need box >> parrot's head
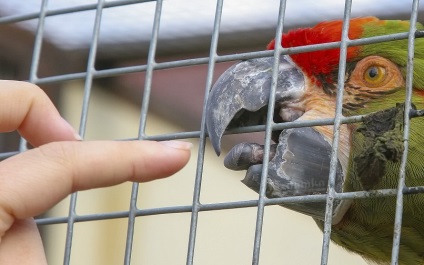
[206,17,424,223]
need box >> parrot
[205,17,424,265]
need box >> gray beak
[206,56,305,155]
[205,56,349,223]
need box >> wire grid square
[0,0,422,264]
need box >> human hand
[0,81,191,264]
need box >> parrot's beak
[205,56,349,223]
[206,56,305,155]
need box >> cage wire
[0,0,423,264]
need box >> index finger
[0,80,79,146]
[0,140,191,237]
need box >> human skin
[0,80,192,264]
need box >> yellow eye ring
[363,65,387,87]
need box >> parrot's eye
[350,56,403,92]
[363,65,387,87]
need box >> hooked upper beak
[206,56,305,155]
[205,56,349,223]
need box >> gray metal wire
[124,0,164,263]
[251,0,287,263]
[319,0,353,263]
[19,32,419,86]
[390,0,420,263]
[0,0,421,264]
[62,0,106,264]
[186,1,224,263]
[0,0,156,25]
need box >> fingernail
[61,117,82,140]
[160,140,193,150]
[74,133,83,141]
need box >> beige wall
[43,81,366,264]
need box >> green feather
[339,103,424,264]
[360,20,424,90]
[329,19,424,264]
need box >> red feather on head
[267,17,378,86]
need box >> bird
[205,17,424,264]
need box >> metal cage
[0,0,423,264]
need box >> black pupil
[368,67,378,78]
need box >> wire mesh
[0,0,423,264]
